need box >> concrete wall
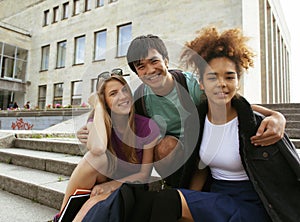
[0,115,72,130]
[0,108,89,130]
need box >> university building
[0,0,290,110]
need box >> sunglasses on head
[96,68,129,89]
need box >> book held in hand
[58,189,91,222]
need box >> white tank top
[199,116,249,181]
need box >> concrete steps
[0,148,80,176]
[0,135,83,210]
[261,103,300,142]
[0,162,69,210]
[0,102,299,216]
[14,137,85,155]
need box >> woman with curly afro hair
[175,27,300,222]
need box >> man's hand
[251,111,286,146]
[77,125,89,144]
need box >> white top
[199,116,249,181]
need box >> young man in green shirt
[78,34,286,188]
[126,34,286,188]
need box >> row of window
[38,76,99,108]
[38,80,83,108]
[43,0,118,26]
[40,23,132,71]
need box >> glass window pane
[53,6,59,23]
[16,48,28,61]
[91,78,97,92]
[54,83,63,97]
[53,83,63,105]
[75,36,85,64]
[57,41,66,68]
[74,0,80,15]
[85,0,91,11]
[3,44,15,57]
[15,60,26,80]
[41,45,50,70]
[97,0,104,7]
[72,81,82,95]
[63,2,69,19]
[71,81,82,105]
[0,42,3,55]
[44,10,50,26]
[38,85,47,109]
[94,31,106,60]
[117,24,132,57]
[3,57,14,78]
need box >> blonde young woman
[56,72,160,221]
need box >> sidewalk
[0,189,57,222]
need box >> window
[38,85,47,109]
[84,0,91,11]
[96,0,104,7]
[57,40,67,68]
[74,36,85,64]
[91,78,97,92]
[53,83,63,105]
[15,48,27,80]
[53,6,59,23]
[62,2,69,19]
[73,0,80,15]
[117,23,132,57]
[0,43,28,81]
[1,44,15,79]
[94,30,106,60]
[71,80,82,105]
[43,10,50,26]
[41,45,50,71]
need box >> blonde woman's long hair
[94,75,138,165]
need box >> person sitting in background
[24,101,30,109]
[12,101,18,109]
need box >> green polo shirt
[143,71,202,138]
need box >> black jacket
[184,96,300,222]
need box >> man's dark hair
[126,34,169,74]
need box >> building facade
[0,0,290,110]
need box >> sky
[279,0,300,102]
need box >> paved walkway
[0,189,57,222]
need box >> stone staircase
[261,103,300,149]
[0,103,299,214]
[0,134,84,211]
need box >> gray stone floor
[0,189,57,222]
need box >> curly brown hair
[181,27,255,81]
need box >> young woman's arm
[86,93,107,155]
[188,167,208,191]
[251,104,286,146]
[90,136,159,196]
